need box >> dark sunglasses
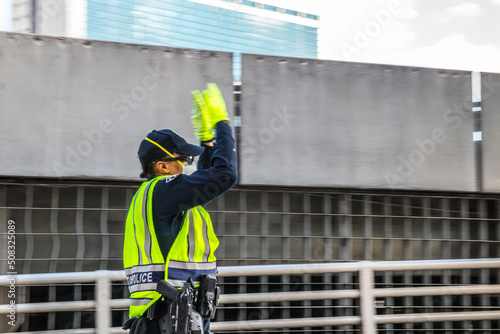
[161,156,195,165]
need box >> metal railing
[1,259,500,333]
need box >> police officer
[123,83,237,333]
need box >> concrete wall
[0,32,234,180]
[240,54,475,191]
[481,72,500,192]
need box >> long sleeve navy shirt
[151,121,238,259]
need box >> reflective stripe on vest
[123,176,219,317]
[128,290,157,309]
[130,298,153,307]
[167,260,217,287]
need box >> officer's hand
[203,83,230,129]
[191,90,214,142]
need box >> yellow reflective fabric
[166,211,190,263]
[123,177,165,317]
[165,206,219,287]
[165,207,219,263]
[123,182,146,270]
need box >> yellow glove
[191,89,214,142]
[203,83,230,129]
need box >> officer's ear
[155,160,170,175]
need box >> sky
[0,0,12,31]
[269,0,500,74]
[1,0,499,73]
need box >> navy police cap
[138,129,204,165]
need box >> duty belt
[152,275,220,334]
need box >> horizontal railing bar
[209,316,362,330]
[374,310,500,324]
[217,262,362,277]
[13,330,95,334]
[219,289,360,304]
[110,299,129,308]
[0,300,95,315]
[374,284,500,298]
[368,258,500,271]
[13,329,125,334]
[0,270,126,286]
[216,259,500,277]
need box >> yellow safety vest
[123,176,219,317]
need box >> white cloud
[363,34,500,73]
[447,2,482,17]
[491,0,500,6]
[398,0,419,20]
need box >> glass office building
[86,0,318,58]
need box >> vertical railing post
[359,262,376,334]
[95,270,111,334]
